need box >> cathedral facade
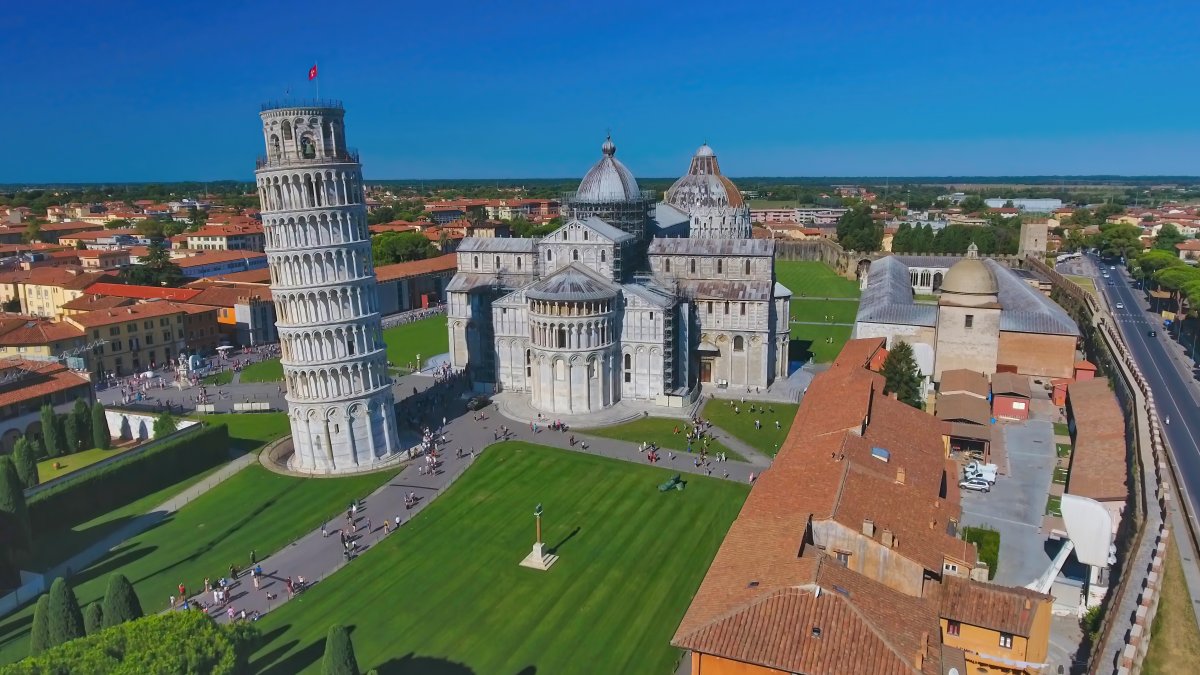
[448,140,791,416]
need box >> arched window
[300,134,316,159]
[572,249,579,261]
[583,230,589,240]
[589,359,598,378]
[473,256,479,270]
[734,336,744,351]
[555,359,566,380]
[600,250,606,262]
[526,349,532,377]
[517,257,523,270]
[665,259,671,272]
[546,249,552,261]
[623,353,632,383]
[717,260,723,274]
[269,135,281,159]
[557,327,567,348]
[281,120,293,141]
[724,301,730,314]
[744,259,751,275]
[690,259,696,273]
[495,255,500,268]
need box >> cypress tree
[29,595,50,657]
[40,404,64,458]
[102,573,143,628]
[0,456,31,573]
[91,401,111,450]
[63,412,80,455]
[73,399,92,450]
[12,437,39,489]
[83,602,103,635]
[47,577,85,647]
[880,340,924,409]
[322,624,360,675]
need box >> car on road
[1149,330,1157,337]
[959,478,991,493]
[1115,302,1124,309]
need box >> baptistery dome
[665,143,751,239]
[576,135,641,202]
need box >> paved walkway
[182,375,765,624]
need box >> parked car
[964,461,998,484]
[958,478,991,493]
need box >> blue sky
[5,0,1199,181]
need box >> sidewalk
[187,389,764,624]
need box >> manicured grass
[1144,541,1200,674]
[203,370,233,385]
[1052,466,1069,484]
[1066,274,1097,296]
[914,293,938,302]
[790,298,859,324]
[383,315,449,370]
[702,399,799,457]
[0,464,395,666]
[1053,422,1070,437]
[1056,443,1072,458]
[962,526,999,580]
[249,442,749,675]
[790,324,854,364]
[36,445,137,482]
[581,417,743,462]
[189,412,290,454]
[240,358,283,383]
[775,261,861,299]
[1046,495,1062,517]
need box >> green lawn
[581,417,743,462]
[249,442,749,675]
[1053,466,1069,484]
[1065,274,1097,296]
[188,412,290,454]
[963,526,999,580]
[36,446,137,482]
[776,261,861,299]
[1057,443,1072,458]
[202,370,234,385]
[790,298,859,324]
[1046,495,1063,517]
[1053,422,1070,437]
[702,400,799,457]
[0,464,394,666]
[240,358,283,383]
[790,324,854,363]
[915,293,938,302]
[383,315,449,370]
[1144,541,1200,674]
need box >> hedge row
[28,424,230,534]
[0,609,256,675]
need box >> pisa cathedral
[448,138,792,416]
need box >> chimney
[1024,598,1032,610]
[881,529,894,548]
[862,519,875,537]
[895,467,906,484]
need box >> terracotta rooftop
[830,337,886,371]
[936,393,992,426]
[1066,378,1128,503]
[66,300,203,328]
[0,359,91,409]
[374,254,457,283]
[173,250,266,268]
[0,266,110,290]
[0,318,85,345]
[940,576,1051,638]
[60,294,136,312]
[185,282,274,307]
[991,372,1031,398]
[939,369,990,398]
[83,282,201,302]
[198,268,272,284]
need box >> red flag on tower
[308,64,318,80]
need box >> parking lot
[959,418,1058,587]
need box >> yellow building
[0,267,111,319]
[940,577,1053,674]
[0,316,87,364]
[65,301,218,378]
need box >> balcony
[256,148,360,170]
[260,98,344,112]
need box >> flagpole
[315,61,319,100]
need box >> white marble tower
[255,102,399,474]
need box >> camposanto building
[448,139,791,416]
[255,101,400,474]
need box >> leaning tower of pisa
[254,101,399,474]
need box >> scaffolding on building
[562,190,656,244]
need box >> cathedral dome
[665,143,745,210]
[526,263,619,303]
[575,135,641,203]
[940,244,998,297]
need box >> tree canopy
[322,624,361,675]
[1153,223,1186,252]
[836,205,883,252]
[102,573,143,629]
[880,341,923,408]
[0,457,31,586]
[92,402,111,450]
[47,577,86,648]
[119,239,184,287]
[371,231,437,266]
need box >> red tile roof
[940,576,1050,638]
[66,300,209,328]
[1066,378,1128,503]
[0,359,91,409]
[374,254,457,282]
[0,318,85,345]
[0,266,110,290]
[83,282,201,302]
[173,250,266,268]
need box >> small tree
[0,456,31,579]
[102,573,143,628]
[63,413,79,455]
[153,411,178,438]
[83,603,103,635]
[73,399,92,450]
[880,340,923,408]
[322,624,360,675]
[47,577,85,647]
[91,402,111,450]
[30,595,50,657]
[12,437,40,489]
[40,404,64,458]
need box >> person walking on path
[250,550,256,566]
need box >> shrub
[83,603,103,635]
[5,609,257,675]
[29,595,50,657]
[40,404,64,459]
[153,411,178,438]
[322,624,360,675]
[0,456,31,583]
[12,437,39,489]
[962,526,1000,580]
[27,424,229,534]
[91,402,110,450]
[73,399,92,451]
[47,577,85,647]
[63,412,80,456]
[102,573,143,628]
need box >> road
[1091,256,1200,535]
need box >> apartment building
[65,301,219,377]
